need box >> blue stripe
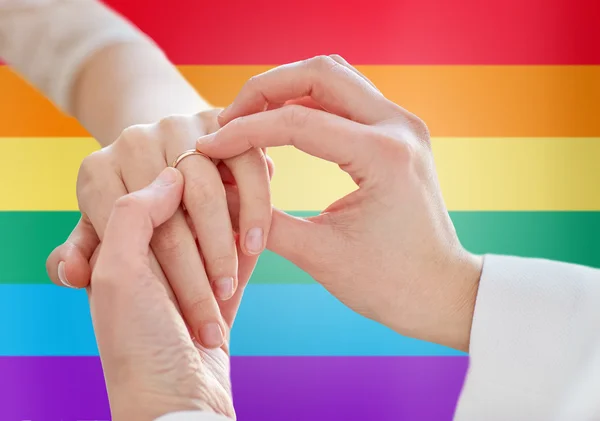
[0,285,464,356]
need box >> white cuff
[455,255,600,420]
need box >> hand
[197,56,483,351]
[90,167,234,421]
[47,109,273,347]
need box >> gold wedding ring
[171,149,211,169]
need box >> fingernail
[215,277,235,300]
[196,133,215,145]
[199,323,224,348]
[153,167,178,186]
[245,227,264,255]
[57,261,75,288]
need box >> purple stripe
[0,356,468,421]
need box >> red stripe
[103,0,600,64]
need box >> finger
[266,208,330,272]
[285,96,325,110]
[46,214,99,289]
[223,148,271,256]
[238,53,377,115]
[218,153,274,235]
[266,96,325,112]
[328,54,379,91]
[91,170,196,383]
[152,209,227,349]
[262,51,378,116]
[218,55,399,125]
[177,154,239,301]
[198,106,377,184]
[102,168,184,259]
[218,154,275,185]
[117,128,228,349]
[218,240,257,328]
[261,53,377,112]
[266,154,275,179]
[198,108,223,134]
[77,149,179,312]
[274,56,378,113]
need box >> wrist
[433,250,482,352]
[109,382,233,421]
[107,349,234,421]
[385,249,482,352]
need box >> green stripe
[1,211,598,284]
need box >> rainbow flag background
[0,0,599,419]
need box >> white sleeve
[155,411,232,421]
[455,254,600,421]
[0,0,156,114]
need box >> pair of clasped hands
[45,56,483,420]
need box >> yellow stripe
[1,65,599,137]
[434,138,600,211]
[1,137,598,211]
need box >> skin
[91,167,235,421]
[92,55,484,420]
[198,55,483,351]
[44,42,273,348]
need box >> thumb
[100,168,184,263]
[266,209,329,272]
[46,214,99,289]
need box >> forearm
[71,41,210,145]
[0,0,211,146]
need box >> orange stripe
[1,65,598,137]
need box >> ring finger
[116,125,228,348]
[176,153,238,301]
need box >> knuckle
[371,131,415,165]
[231,147,267,168]
[283,105,312,130]
[382,97,406,115]
[185,173,220,210]
[78,150,105,180]
[244,75,262,95]
[157,114,188,132]
[222,116,254,149]
[115,124,154,155]
[228,115,247,131]
[309,55,338,72]
[408,115,431,144]
[205,253,236,275]
[328,53,346,63]
[76,149,112,204]
[186,294,217,319]
[252,191,273,211]
[197,109,222,134]
[152,223,186,256]
[119,124,148,142]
